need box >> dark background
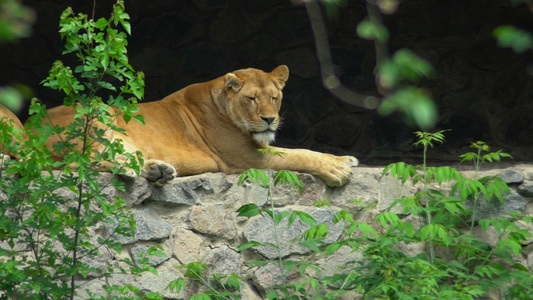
[1,0,532,165]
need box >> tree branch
[304,0,380,109]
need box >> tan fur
[7,66,359,186]
[0,105,24,159]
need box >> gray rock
[131,244,170,267]
[108,207,173,244]
[468,191,527,220]
[377,174,411,214]
[172,228,204,265]
[239,180,269,207]
[148,173,232,206]
[0,188,6,201]
[75,279,107,300]
[79,245,115,278]
[189,203,238,239]
[253,262,301,291]
[115,176,154,206]
[203,245,241,280]
[42,162,533,298]
[240,172,314,207]
[518,180,533,197]
[253,263,285,290]
[328,167,382,210]
[497,169,524,184]
[242,207,344,259]
[135,261,185,300]
[51,186,78,201]
[316,245,363,287]
[75,273,138,299]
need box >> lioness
[4,66,358,186]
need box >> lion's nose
[261,116,276,124]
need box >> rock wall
[1,0,532,163]
[72,164,533,299]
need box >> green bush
[0,2,161,299]
[232,133,533,300]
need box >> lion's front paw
[141,160,177,185]
[322,155,359,187]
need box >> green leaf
[266,290,280,299]
[238,168,269,187]
[274,211,290,225]
[334,210,354,223]
[493,25,533,53]
[147,246,167,257]
[289,211,316,227]
[325,242,344,256]
[393,49,434,80]
[237,241,262,251]
[236,203,262,218]
[274,170,303,192]
[304,224,329,240]
[357,222,378,239]
[299,239,322,253]
[357,19,389,42]
[498,239,522,256]
[459,152,475,162]
[248,260,269,267]
[260,208,274,221]
[189,295,211,300]
[0,87,24,113]
[378,88,438,130]
[382,162,416,184]
[166,279,185,293]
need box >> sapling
[0,2,164,299]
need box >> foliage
[354,0,438,130]
[231,132,533,300]
[0,2,162,299]
[0,0,34,43]
[167,262,243,300]
[493,25,533,53]
[328,132,531,299]
[237,147,330,299]
[0,0,35,112]
[359,17,437,130]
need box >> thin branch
[304,0,380,109]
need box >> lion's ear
[271,65,289,89]
[224,73,243,92]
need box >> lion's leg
[269,147,358,187]
[94,157,176,186]
[118,139,177,185]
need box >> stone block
[108,206,173,244]
[242,206,344,259]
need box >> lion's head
[223,65,289,145]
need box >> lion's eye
[272,97,278,101]
[246,96,255,101]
